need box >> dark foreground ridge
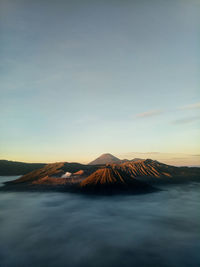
[0,160,46,176]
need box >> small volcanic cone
[80,166,154,194]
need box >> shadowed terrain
[0,160,46,176]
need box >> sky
[0,0,200,165]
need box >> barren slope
[80,166,154,193]
[11,162,98,184]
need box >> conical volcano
[80,166,154,193]
[81,167,127,186]
[89,153,122,165]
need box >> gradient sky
[1,0,200,165]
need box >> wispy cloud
[135,152,160,155]
[179,102,200,110]
[172,116,200,125]
[136,110,163,118]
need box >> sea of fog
[0,176,200,267]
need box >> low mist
[0,177,200,267]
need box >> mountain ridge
[7,157,200,186]
[88,153,144,165]
[1,156,200,194]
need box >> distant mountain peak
[100,153,115,157]
[89,153,121,165]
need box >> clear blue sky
[1,0,200,165]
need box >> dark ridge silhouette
[0,160,46,176]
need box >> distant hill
[88,153,143,165]
[89,153,125,165]
[0,160,46,176]
[131,158,143,162]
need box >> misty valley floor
[0,176,200,267]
